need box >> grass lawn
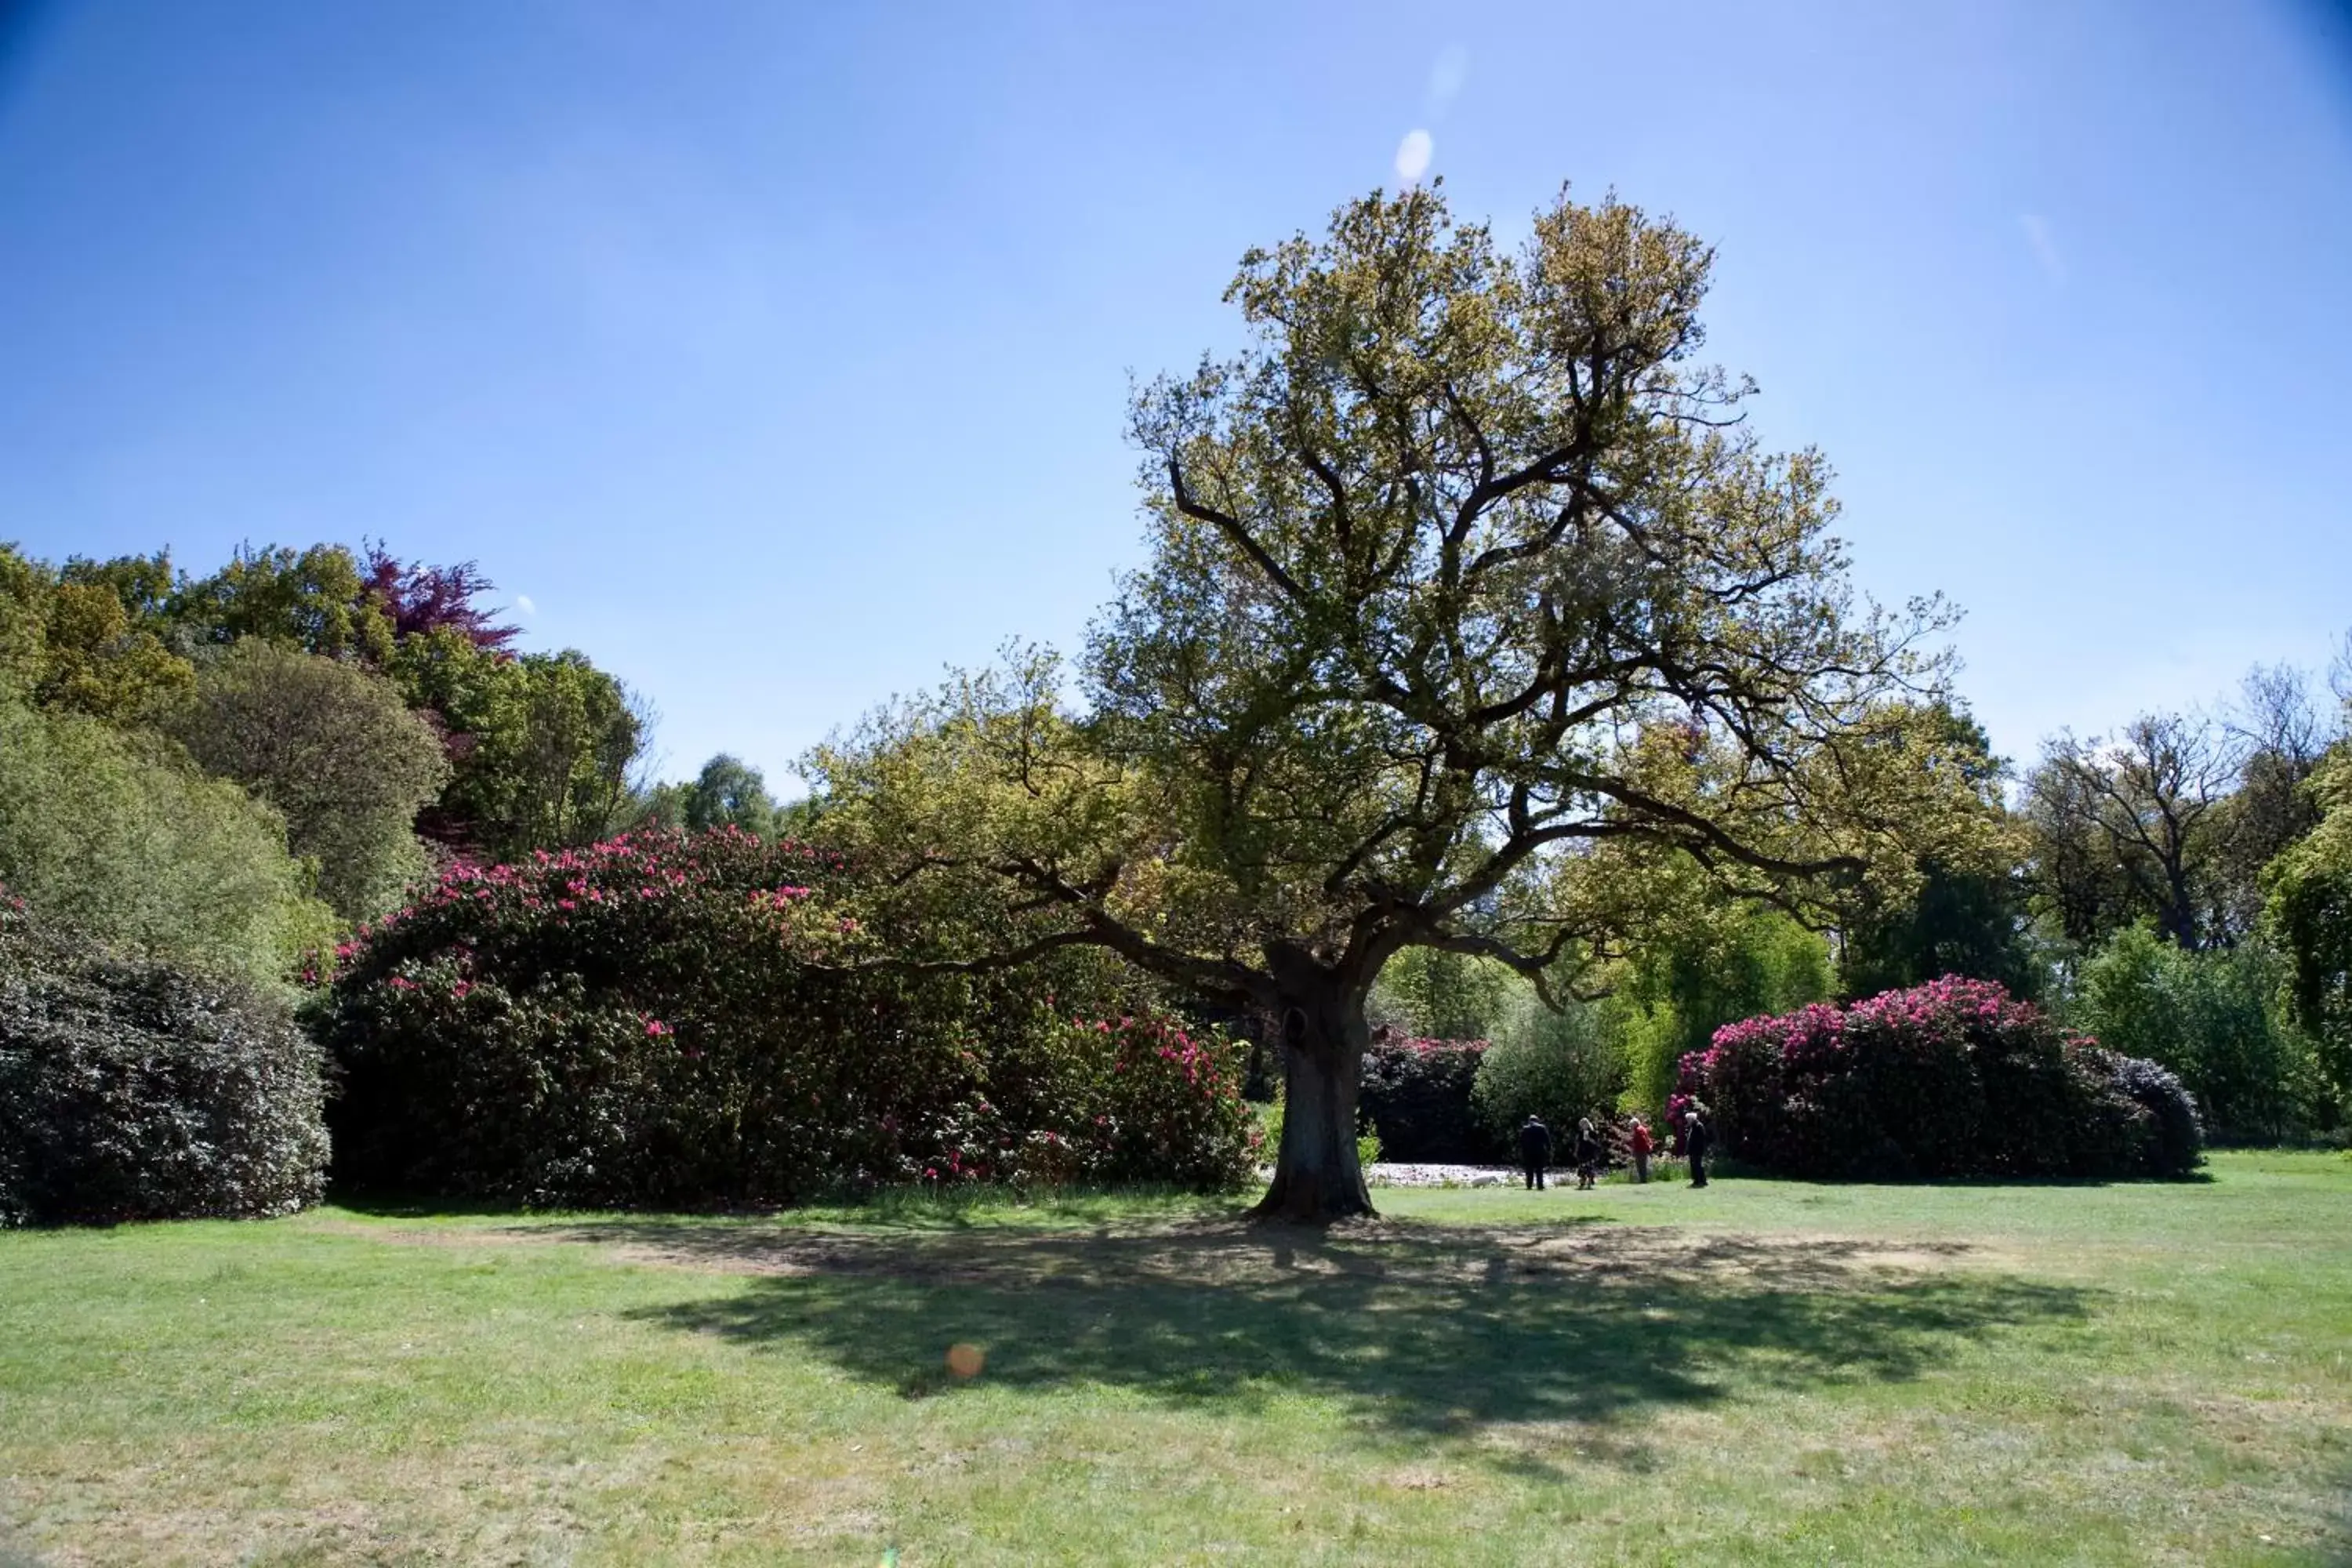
[2,1152,2347,1566]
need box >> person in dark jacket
[1686,1107,1712,1188]
[1573,1117,1602,1189]
[1518,1115,1553,1190]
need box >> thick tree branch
[1167,456,1310,606]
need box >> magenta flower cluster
[1668,974,2185,1179]
[312,826,841,1000]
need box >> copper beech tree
[810,184,1976,1221]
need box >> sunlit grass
[1,1152,2346,1565]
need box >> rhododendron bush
[2,887,328,1226]
[1674,976,2202,1179]
[308,829,1257,1205]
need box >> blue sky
[3,0,2347,790]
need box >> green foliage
[2212,752,2327,942]
[1838,706,2040,1000]
[0,695,332,985]
[1470,991,1624,1141]
[0,547,42,696]
[629,754,789,843]
[679,753,779,837]
[2073,923,2319,1142]
[0,544,193,722]
[310,829,1258,1205]
[2204,664,2336,943]
[1842,858,2039,1000]
[1601,887,1835,1115]
[0,893,329,1225]
[1686,978,2203,1180]
[56,550,178,622]
[6,537,644,875]
[1369,949,1515,1041]
[390,631,645,859]
[169,543,396,662]
[2263,742,2352,1120]
[169,640,448,924]
[1602,992,1691,1122]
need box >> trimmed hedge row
[1675,976,2202,1180]
[0,891,328,1226]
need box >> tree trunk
[2161,857,2200,951]
[1250,975,1376,1222]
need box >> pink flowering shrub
[307,829,1254,1204]
[1675,975,2202,1179]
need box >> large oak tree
[812,184,1967,1220]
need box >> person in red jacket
[1628,1116,1655,1184]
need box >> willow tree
[812,183,1965,1220]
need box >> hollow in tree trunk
[1250,979,1376,1222]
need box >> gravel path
[1250,1161,1664,1187]
[1367,1163,1529,1187]
[1248,1163,1535,1188]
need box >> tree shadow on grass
[325,1182,1236,1228]
[568,1217,2092,1465]
[2323,1462,2352,1568]
[1705,1160,2216,1187]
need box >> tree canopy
[680,753,782,837]
[0,695,332,985]
[0,546,194,723]
[2265,741,2352,1112]
[169,641,450,924]
[0,536,645,967]
[813,183,1979,1218]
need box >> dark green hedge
[1359,1035,1497,1162]
[0,893,329,1226]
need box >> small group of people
[1514,1113,1597,1189]
[1515,1106,1711,1190]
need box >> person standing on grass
[1519,1114,1553,1190]
[1685,1107,1712,1188]
[1628,1116,1654,1184]
[1573,1117,1601,1189]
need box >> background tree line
[5,524,2344,1160]
[0,539,702,983]
[1363,653,2352,1148]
